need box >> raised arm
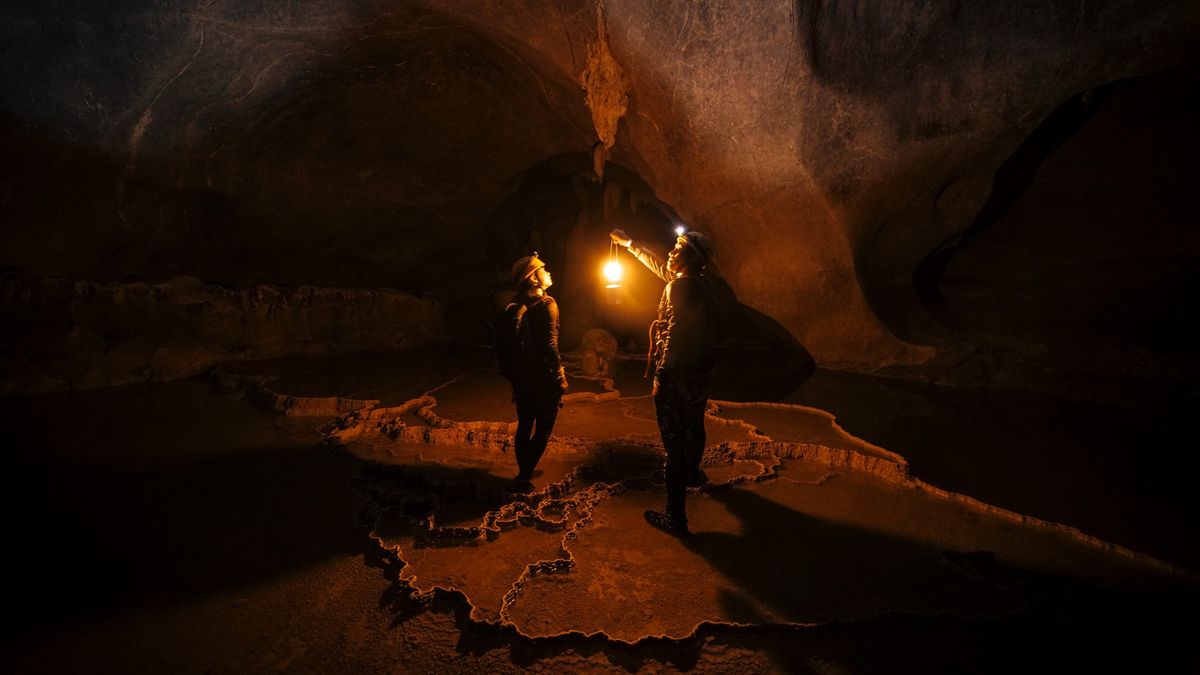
[611,229,673,283]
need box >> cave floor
[1,346,1196,673]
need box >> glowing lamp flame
[674,225,686,236]
[603,260,623,288]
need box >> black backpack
[494,301,528,381]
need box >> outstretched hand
[609,229,632,248]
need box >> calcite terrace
[217,352,1189,649]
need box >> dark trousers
[513,387,562,481]
[653,372,710,522]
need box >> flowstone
[239,355,1186,645]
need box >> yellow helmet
[510,253,546,284]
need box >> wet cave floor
[1,345,1196,673]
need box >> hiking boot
[507,479,535,494]
[644,510,689,536]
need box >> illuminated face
[535,266,552,289]
[667,240,690,273]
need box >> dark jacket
[513,289,567,393]
[628,245,718,377]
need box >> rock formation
[2,0,1197,391]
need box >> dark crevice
[913,84,1112,325]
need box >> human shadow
[358,456,532,538]
[682,486,1017,625]
[688,485,1200,672]
[706,274,816,402]
[789,369,1200,571]
[685,485,1200,670]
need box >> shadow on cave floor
[347,402,1195,670]
[789,367,1200,571]
[215,344,1198,572]
[3,346,1197,673]
[683,487,1195,673]
[0,378,371,638]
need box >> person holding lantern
[610,226,718,536]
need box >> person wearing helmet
[505,253,568,492]
[610,227,717,535]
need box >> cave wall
[0,276,443,394]
[936,68,1200,372]
[591,0,1198,368]
[3,0,1198,384]
[0,1,593,307]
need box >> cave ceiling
[2,0,1197,369]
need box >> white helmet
[676,231,713,265]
